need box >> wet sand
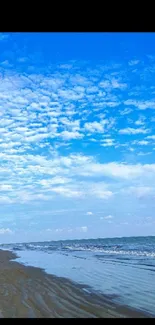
[0,249,149,318]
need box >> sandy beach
[0,249,149,318]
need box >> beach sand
[0,249,148,318]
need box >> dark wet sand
[0,249,150,318]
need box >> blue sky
[0,32,155,243]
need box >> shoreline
[0,249,151,318]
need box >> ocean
[1,236,155,317]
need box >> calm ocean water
[1,236,155,316]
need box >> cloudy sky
[0,32,155,243]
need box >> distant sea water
[1,236,155,316]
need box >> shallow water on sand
[1,236,155,316]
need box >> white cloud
[135,116,146,126]
[60,131,83,140]
[0,228,13,234]
[137,151,152,156]
[80,226,88,233]
[77,161,142,179]
[2,152,154,197]
[126,186,155,198]
[128,60,140,66]
[0,185,12,191]
[138,140,149,145]
[101,138,115,147]
[99,80,111,88]
[146,135,155,140]
[119,127,149,135]
[91,187,113,199]
[84,121,106,133]
[86,86,98,93]
[124,99,155,110]
[99,78,127,90]
[86,211,93,215]
[55,228,64,233]
[0,196,14,204]
[120,108,133,116]
[132,140,149,146]
[103,215,114,219]
[50,186,83,198]
[59,64,73,69]
[111,79,127,89]
[39,177,71,187]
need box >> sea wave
[1,241,155,258]
[62,245,155,257]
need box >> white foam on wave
[64,245,155,258]
[1,242,155,259]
